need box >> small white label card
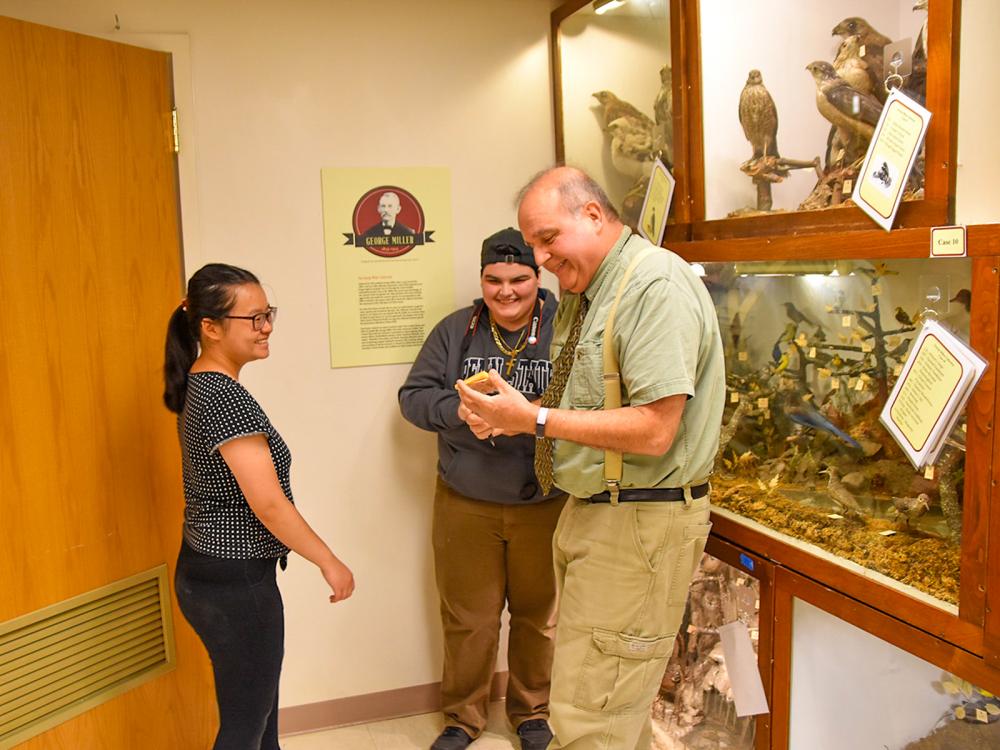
[853,88,932,231]
[718,621,769,717]
[930,225,967,258]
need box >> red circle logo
[351,186,425,258]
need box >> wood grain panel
[710,513,984,653]
[958,256,998,628]
[0,15,214,749]
[774,568,1000,705]
[671,222,1000,263]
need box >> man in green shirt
[456,166,725,749]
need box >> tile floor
[281,701,519,750]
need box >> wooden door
[0,15,215,748]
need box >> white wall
[559,11,670,204]
[789,600,954,750]
[0,0,555,709]
[955,0,1000,225]
[700,0,924,219]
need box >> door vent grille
[0,565,175,749]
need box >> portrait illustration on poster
[343,185,435,258]
[321,167,454,369]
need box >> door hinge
[171,108,180,154]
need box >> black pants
[175,540,284,750]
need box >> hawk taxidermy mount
[735,69,819,214]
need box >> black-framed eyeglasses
[223,306,277,331]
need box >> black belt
[584,482,709,503]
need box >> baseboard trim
[279,671,509,736]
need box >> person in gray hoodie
[399,227,564,750]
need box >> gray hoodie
[398,288,559,504]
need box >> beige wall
[0,0,556,710]
[955,0,1000,225]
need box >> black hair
[162,263,260,413]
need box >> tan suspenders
[601,245,663,504]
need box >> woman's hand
[322,557,355,603]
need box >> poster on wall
[321,167,454,368]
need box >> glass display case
[698,1,931,220]
[705,256,971,608]
[553,0,673,227]
[653,550,760,749]
[552,0,959,241]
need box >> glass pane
[558,0,672,226]
[707,258,971,607]
[699,1,929,219]
[652,552,759,749]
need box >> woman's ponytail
[162,263,260,414]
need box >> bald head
[516,166,623,294]
[516,166,620,221]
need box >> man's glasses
[224,306,278,331]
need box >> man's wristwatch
[535,407,549,439]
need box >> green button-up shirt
[550,227,726,498]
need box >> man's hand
[457,401,503,440]
[455,369,536,438]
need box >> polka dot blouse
[179,371,292,559]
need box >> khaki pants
[433,477,567,737]
[549,495,712,750]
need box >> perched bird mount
[799,60,884,211]
[735,70,820,215]
[591,72,675,228]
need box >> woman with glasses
[163,262,354,750]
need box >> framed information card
[880,319,986,469]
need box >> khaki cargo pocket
[573,628,676,714]
[666,522,713,606]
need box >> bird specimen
[593,90,653,131]
[653,64,674,167]
[885,337,912,360]
[832,16,893,102]
[950,288,971,313]
[833,35,872,95]
[891,493,931,527]
[606,116,655,180]
[734,69,820,213]
[820,467,865,518]
[786,396,862,449]
[894,307,916,327]
[739,69,779,161]
[783,302,817,328]
[806,61,883,167]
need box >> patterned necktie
[534,294,590,494]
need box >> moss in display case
[705,257,971,605]
[652,552,758,749]
[903,674,1000,749]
